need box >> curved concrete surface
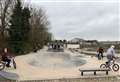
[0,71,19,80]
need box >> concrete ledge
[17,76,119,82]
[0,75,119,82]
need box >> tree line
[0,0,52,55]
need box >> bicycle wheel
[100,64,107,69]
[0,62,5,71]
[13,59,16,69]
[112,64,119,71]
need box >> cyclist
[106,45,116,66]
[1,48,12,67]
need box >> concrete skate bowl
[29,52,86,68]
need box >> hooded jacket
[106,47,115,56]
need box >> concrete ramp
[0,71,19,80]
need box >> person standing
[97,47,104,60]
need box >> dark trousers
[2,58,11,67]
[98,52,103,60]
[100,52,103,58]
[107,55,114,66]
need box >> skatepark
[0,45,120,82]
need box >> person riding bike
[1,48,12,67]
[100,45,119,71]
[106,45,116,66]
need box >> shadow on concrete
[0,71,19,80]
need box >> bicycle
[0,57,16,71]
[100,57,119,72]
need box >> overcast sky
[26,0,119,41]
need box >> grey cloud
[29,0,119,41]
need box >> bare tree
[29,7,52,50]
[0,0,17,47]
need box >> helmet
[111,45,115,49]
[4,48,8,53]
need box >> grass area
[116,50,120,54]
